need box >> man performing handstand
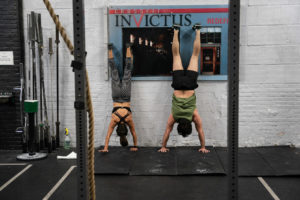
[158,24,209,153]
[99,44,138,152]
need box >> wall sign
[0,51,14,65]
[108,5,228,80]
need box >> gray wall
[22,0,300,147]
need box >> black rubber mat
[176,146,225,175]
[95,147,225,175]
[255,146,300,176]
[238,148,276,176]
[94,147,136,174]
[94,146,300,176]
[130,147,177,175]
[215,147,276,176]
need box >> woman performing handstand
[158,24,209,153]
[99,44,138,152]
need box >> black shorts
[171,70,198,90]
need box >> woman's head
[177,118,192,137]
[116,123,128,137]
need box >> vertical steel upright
[72,0,88,199]
[55,15,60,147]
[227,0,240,199]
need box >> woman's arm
[99,119,117,152]
[158,114,175,152]
[127,117,138,151]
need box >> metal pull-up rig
[43,0,240,199]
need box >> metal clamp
[74,101,85,110]
[71,60,83,71]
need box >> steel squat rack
[227,0,240,199]
[72,0,88,199]
[68,0,239,199]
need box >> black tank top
[112,107,131,123]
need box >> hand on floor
[130,147,138,151]
[158,147,169,153]
[198,148,210,153]
[99,149,109,153]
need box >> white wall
[23,0,300,147]
[239,0,300,146]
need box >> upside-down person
[158,24,210,153]
[99,44,138,152]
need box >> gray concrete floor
[0,150,299,200]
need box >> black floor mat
[176,146,225,175]
[130,147,177,175]
[94,146,300,176]
[255,146,300,176]
[215,147,276,176]
[95,147,225,175]
[94,147,136,174]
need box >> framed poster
[108,5,228,80]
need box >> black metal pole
[37,13,45,149]
[49,38,55,151]
[28,112,35,155]
[30,12,40,152]
[228,0,240,199]
[55,15,60,147]
[72,0,88,199]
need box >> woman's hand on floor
[158,147,170,153]
[130,147,138,151]
[198,147,210,153]
[99,148,109,153]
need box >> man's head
[177,118,192,137]
[116,123,128,137]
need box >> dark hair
[116,123,128,137]
[177,118,192,137]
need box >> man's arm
[99,119,117,152]
[193,110,210,153]
[158,114,175,152]
[127,117,138,151]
